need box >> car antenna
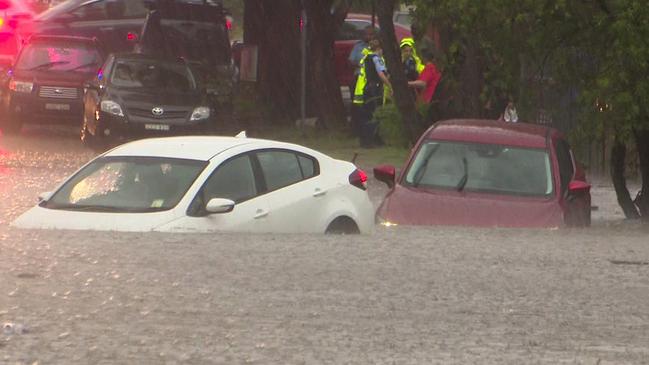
[235,131,247,138]
[351,152,359,164]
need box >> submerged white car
[13,136,374,234]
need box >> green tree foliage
[411,0,649,218]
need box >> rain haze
[2,0,649,364]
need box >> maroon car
[374,119,592,228]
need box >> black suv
[0,35,105,133]
[81,53,214,147]
[32,0,236,110]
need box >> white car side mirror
[38,191,53,203]
[205,198,235,214]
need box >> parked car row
[13,120,592,234]
[0,0,236,142]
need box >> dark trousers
[359,86,383,147]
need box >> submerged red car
[374,119,592,228]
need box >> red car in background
[334,13,411,88]
[374,119,592,228]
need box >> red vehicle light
[126,32,137,41]
[349,169,368,190]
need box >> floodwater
[1,127,649,364]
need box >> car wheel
[325,216,360,235]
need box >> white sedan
[12,136,374,234]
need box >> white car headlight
[190,106,210,121]
[100,100,124,117]
[376,215,398,227]
[9,80,34,93]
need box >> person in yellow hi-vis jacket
[353,39,391,148]
[399,37,425,74]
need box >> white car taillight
[349,168,368,190]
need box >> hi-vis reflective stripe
[353,52,374,105]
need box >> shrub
[375,102,429,147]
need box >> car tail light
[225,16,233,31]
[126,32,137,41]
[349,169,368,190]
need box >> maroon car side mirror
[373,164,396,189]
[568,180,591,194]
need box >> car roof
[37,0,225,21]
[103,136,312,161]
[425,119,553,149]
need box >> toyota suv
[0,35,105,133]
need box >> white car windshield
[44,156,207,213]
[405,141,554,197]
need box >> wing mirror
[373,164,396,188]
[38,191,53,203]
[205,198,235,214]
[568,180,591,195]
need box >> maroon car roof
[425,119,551,149]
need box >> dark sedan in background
[81,53,214,147]
[0,35,105,133]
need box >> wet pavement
[1,126,649,364]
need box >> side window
[202,155,257,203]
[257,151,303,191]
[121,0,148,19]
[555,139,575,193]
[72,2,108,21]
[337,20,372,41]
[72,0,147,21]
[298,155,316,179]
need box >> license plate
[45,103,70,111]
[145,124,170,131]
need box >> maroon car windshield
[15,42,101,73]
[404,141,554,197]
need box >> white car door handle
[254,209,269,219]
[313,188,327,197]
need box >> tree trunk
[457,37,483,118]
[634,129,649,219]
[242,0,345,125]
[305,1,346,128]
[376,0,420,144]
[250,0,302,121]
[610,138,640,219]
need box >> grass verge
[248,126,409,168]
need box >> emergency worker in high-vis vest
[353,38,391,147]
[399,37,425,74]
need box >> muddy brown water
[1,127,648,364]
